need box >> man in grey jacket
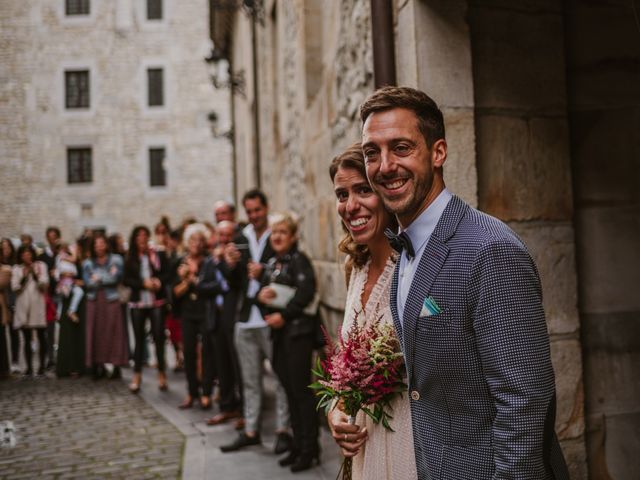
[359,86,570,479]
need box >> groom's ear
[431,139,447,169]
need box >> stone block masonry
[0,0,232,241]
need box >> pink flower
[309,313,407,430]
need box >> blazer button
[410,390,420,401]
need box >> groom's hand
[328,409,368,457]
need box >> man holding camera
[220,189,291,454]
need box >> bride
[327,144,417,479]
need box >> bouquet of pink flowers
[310,315,407,478]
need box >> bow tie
[384,228,415,260]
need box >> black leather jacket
[123,250,171,303]
[170,255,227,331]
[258,245,317,338]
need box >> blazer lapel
[390,261,404,353]
[400,195,468,382]
[402,237,449,382]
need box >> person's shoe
[36,367,45,376]
[158,371,168,391]
[220,433,261,452]
[110,367,122,379]
[200,396,212,410]
[129,372,141,393]
[178,397,194,409]
[233,417,246,431]
[92,365,105,380]
[206,410,241,426]
[278,450,299,467]
[212,385,221,403]
[274,432,293,455]
[173,359,184,373]
[290,451,320,473]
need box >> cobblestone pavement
[0,375,184,479]
[125,365,342,480]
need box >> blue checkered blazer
[391,195,570,480]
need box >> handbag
[117,284,132,303]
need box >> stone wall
[565,1,640,478]
[0,0,232,242]
[229,0,376,334]
[227,1,591,475]
[467,1,587,475]
[396,0,478,207]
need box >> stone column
[565,1,640,478]
[467,1,587,476]
[397,0,478,206]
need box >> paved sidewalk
[0,364,343,480]
[125,365,342,480]
[0,375,184,479]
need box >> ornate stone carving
[331,0,374,145]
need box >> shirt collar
[242,224,271,260]
[402,188,452,255]
[243,223,270,239]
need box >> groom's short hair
[360,86,445,148]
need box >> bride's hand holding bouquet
[310,314,407,479]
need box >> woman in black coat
[257,213,320,473]
[123,225,170,392]
[172,224,227,410]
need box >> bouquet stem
[337,416,357,480]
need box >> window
[147,0,163,20]
[65,0,90,15]
[65,70,90,109]
[147,68,164,106]
[67,147,92,184]
[149,148,166,186]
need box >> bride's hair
[329,143,397,283]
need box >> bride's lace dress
[342,255,417,480]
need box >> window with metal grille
[147,68,164,107]
[65,70,90,109]
[65,0,90,15]
[67,147,92,184]
[147,0,163,20]
[149,148,166,187]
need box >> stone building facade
[0,0,232,241]
[212,0,639,478]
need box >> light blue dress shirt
[397,188,452,324]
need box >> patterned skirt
[85,290,129,367]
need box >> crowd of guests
[0,188,322,473]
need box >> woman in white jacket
[11,244,49,376]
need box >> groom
[359,87,570,479]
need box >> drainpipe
[251,14,262,188]
[370,0,396,88]
[229,60,238,204]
